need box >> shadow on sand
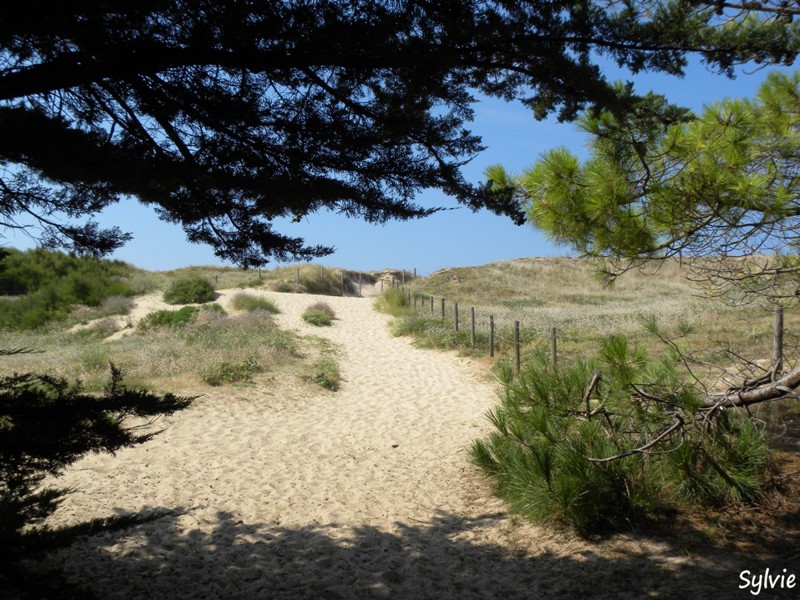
[5,502,799,600]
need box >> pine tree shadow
[8,505,800,600]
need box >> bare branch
[587,416,684,463]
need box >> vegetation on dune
[384,257,799,536]
[163,277,216,305]
[0,248,141,330]
[231,293,280,314]
[200,356,264,386]
[138,306,200,329]
[302,302,336,327]
[305,356,342,391]
[471,337,770,535]
[302,337,342,392]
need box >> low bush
[231,293,280,314]
[163,277,215,305]
[97,295,135,317]
[471,336,771,536]
[138,306,199,329]
[302,302,336,326]
[200,357,263,386]
[305,356,341,391]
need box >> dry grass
[407,257,800,366]
[0,310,301,393]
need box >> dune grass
[231,293,280,314]
[396,257,799,369]
[0,309,300,392]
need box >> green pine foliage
[0,248,136,329]
[163,277,216,304]
[471,336,770,535]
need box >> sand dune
[43,291,743,599]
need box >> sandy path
[46,291,529,599]
[36,291,744,599]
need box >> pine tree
[471,336,770,535]
[3,1,800,264]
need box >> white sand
[43,291,735,599]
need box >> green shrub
[231,293,280,314]
[201,303,227,315]
[138,306,199,329]
[302,302,335,326]
[163,277,215,305]
[0,248,136,329]
[200,357,263,386]
[471,336,771,536]
[305,357,341,391]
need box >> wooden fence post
[441,298,445,319]
[514,321,521,375]
[454,302,459,332]
[489,315,495,358]
[773,306,784,379]
[470,307,476,346]
[430,295,434,315]
[550,326,558,367]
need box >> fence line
[400,291,786,376]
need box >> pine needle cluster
[472,336,770,535]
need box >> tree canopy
[2,1,800,265]
[492,70,800,301]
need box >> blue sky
[6,60,794,275]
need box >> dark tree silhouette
[2,1,799,264]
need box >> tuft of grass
[163,277,216,305]
[374,288,409,317]
[305,356,341,391]
[97,295,135,317]
[231,293,280,314]
[138,306,199,329]
[200,356,263,386]
[302,302,336,326]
